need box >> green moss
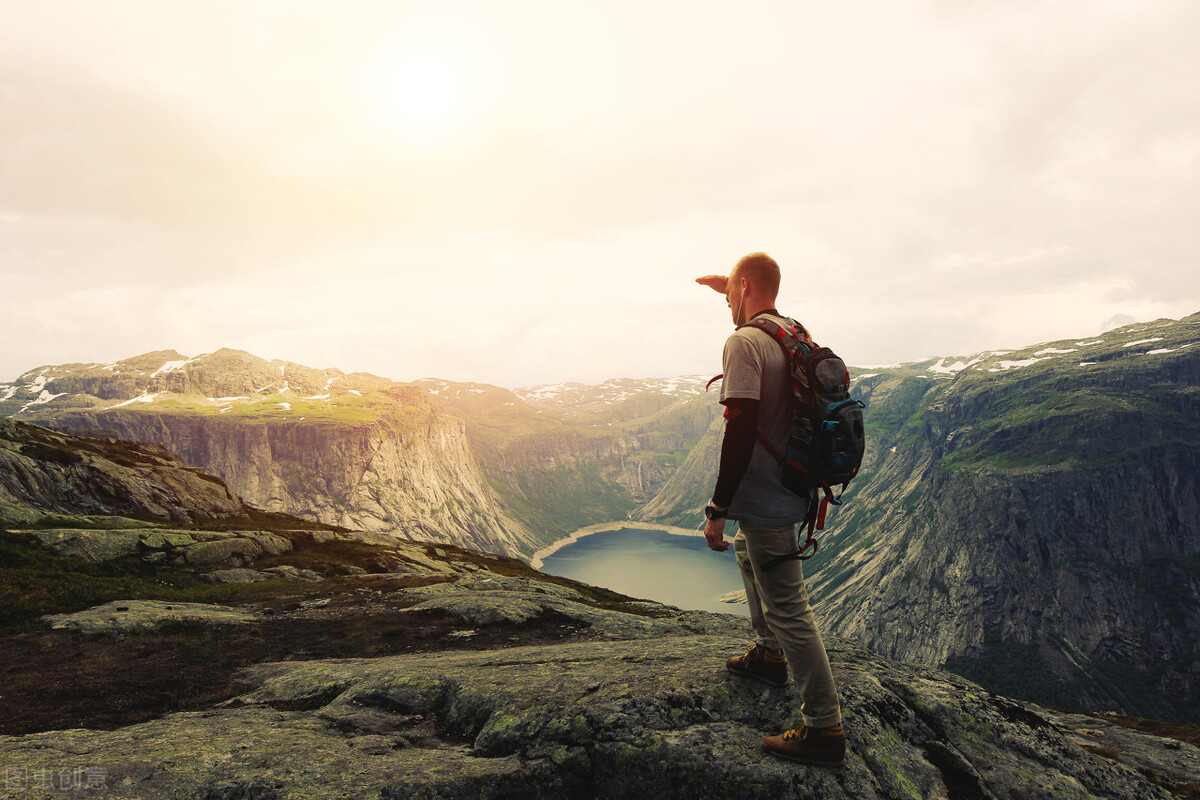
[0,532,308,634]
[873,747,923,800]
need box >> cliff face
[0,418,248,525]
[2,351,534,557]
[802,315,1200,723]
[631,413,722,526]
[48,409,531,557]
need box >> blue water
[538,527,749,617]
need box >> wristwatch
[704,504,728,520]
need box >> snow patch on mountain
[518,376,709,404]
[109,392,160,409]
[1146,343,1196,356]
[519,382,578,402]
[18,389,65,414]
[24,373,48,395]
[989,357,1051,372]
[929,357,983,375]
[151,359,189,378]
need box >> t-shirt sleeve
[720,332,763,403]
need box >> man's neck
[740,304,780,324]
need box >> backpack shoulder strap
[734,315,802,463]
[738,315,815,350]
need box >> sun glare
[373,44,474,141]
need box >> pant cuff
[803,713,843,729]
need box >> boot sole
[762,743,846,768]
[726,664,789,688]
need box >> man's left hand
[704,517,729,551]
[695,275,728,294]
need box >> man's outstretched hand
[695,275,728,295]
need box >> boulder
[19,529,143,562]
[181,537,264,566]
[242,531,292,555]
[261,565,323,582]
[40,600,258,633]
[203,568,271,583]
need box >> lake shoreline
[528,521,702,570]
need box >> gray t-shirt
[719,313,811,526]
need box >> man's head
[727,252,781,325]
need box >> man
[698,252,846,768]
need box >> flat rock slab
[261,564,324,582]
[0,633,1180,799]
[40,600,259,633]
[15,529,163,562]
[12,528,294,565]
[202,568,272,583]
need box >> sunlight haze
[2,1,1198,387]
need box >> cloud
[1100,313,1138,333]
[1,1,1199,386]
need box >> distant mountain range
[3,313,1200,724]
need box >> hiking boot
[726,643,789,687]
[762,723,846,768]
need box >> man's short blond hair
[733,252,781,299]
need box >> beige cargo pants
[733,520,843,728]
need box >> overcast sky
[2,1,1198,387]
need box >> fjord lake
[537,527,750,617]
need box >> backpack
[711,315,866,567]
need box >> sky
[2,1,1198,388]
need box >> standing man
[698,252,846,768]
